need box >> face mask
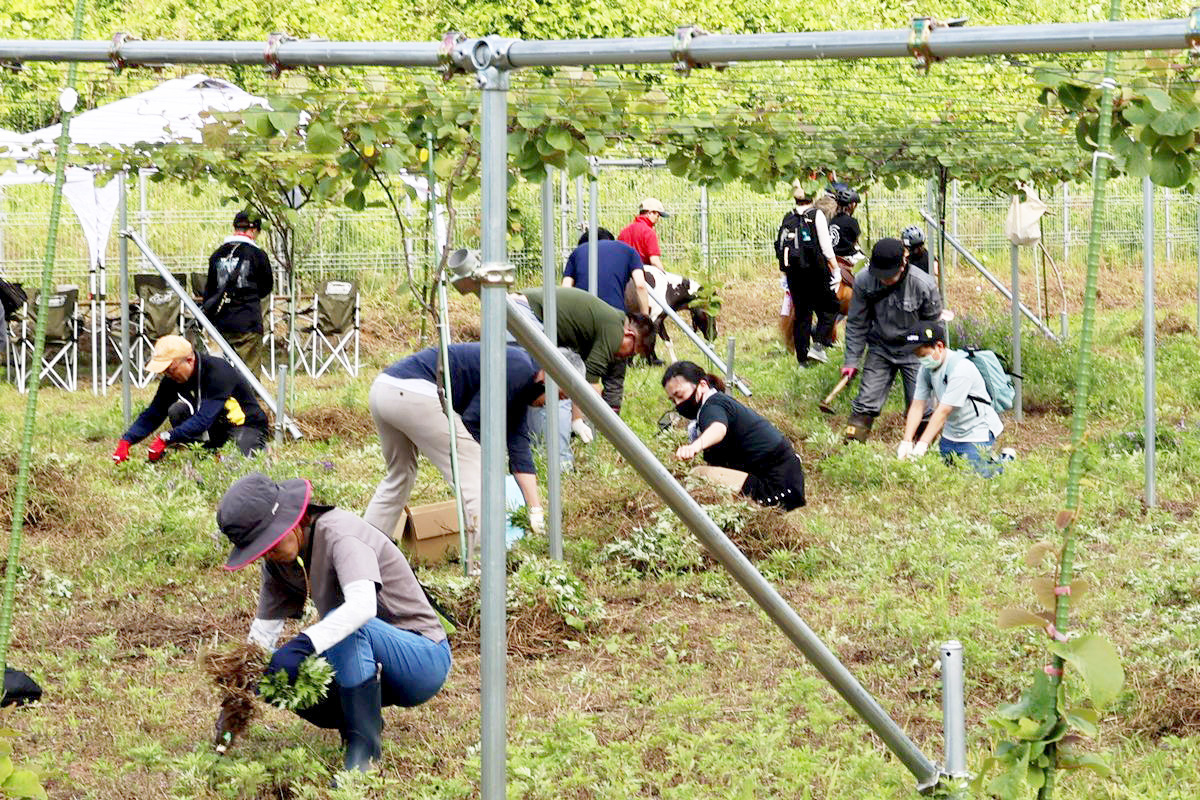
[675,388,702,420]
[919,353,942,370]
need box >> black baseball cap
[233,211,261,230]
[868,238,906,280]
[905,322,947,347]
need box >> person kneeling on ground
[897,322,1005,476]
[216,472,451,773]
[111,335,268,463]
[662,361,806,510]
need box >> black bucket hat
[218,472,312,571]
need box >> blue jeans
[939,434,1001,477]
[324,618,452,706]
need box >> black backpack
[0,278,26,321]
[774,208,821,272]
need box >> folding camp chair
[129,273,186,387]
[8,286,81,392]
[302,279,360,377]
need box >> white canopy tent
[0,74,269,271]
[0,74,446,394]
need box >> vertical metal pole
[1164,188,1172,263]
[1143,176,1156,508]
[541,167,563,561]
[1010,239,1023,423]
[725,336,735,388]
[574,175,584,233]
[700,185,710,278]
[949,179,959,271]
[940,640,967,778]
[587,169,598,296]
[478,61,510,800]
[1062,183,1070,267]
[118,173,131,426]
[925,179,936,260]
[559,171,570,263]
[138,170,149,267]
[1196,198,1200,333]
[274,366,287,446]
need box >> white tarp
[1005,187,1048,247]
[0,75,268,269]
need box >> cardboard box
[395,500,463,565]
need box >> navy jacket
[121,353,268,445]
[383,343,543,475]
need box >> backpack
[0,278,26,321]
[944,348,1018,414]
[774,208,820,271]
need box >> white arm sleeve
[815,211,836,262]
[248,617,285,651]
[301,579,378,655]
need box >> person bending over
[111,335,268,463]
[215,472,451,774]
[662,360,806,510]
[897,322,1005,476]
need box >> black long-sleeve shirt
[121,353,267,445]
[203,236,273,334]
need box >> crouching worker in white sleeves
[897,322,1005,477]
[215,472,451,773]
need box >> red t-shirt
[618,215,661,265]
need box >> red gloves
[112,440,131,463]
[147,436,168,463]
[841,366,858,379]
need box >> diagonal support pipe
[919,210,1059,341]
[120,228,302,439]
[503,292,941,792]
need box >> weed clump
[202,642,269,749]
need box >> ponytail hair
[661,360,726,393]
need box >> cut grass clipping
[203,642,334,751]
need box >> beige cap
[145,334,194,374]
[639,197,670,217]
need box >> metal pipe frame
[119,228,303,439]
[587,172,599,297]
[939,640,967,779]
[541,168,563,560]
[648,284,752,397]
[1142,176,1156,508]
[1010,242,1023,423]
[118,173,131,427]
[504,292,940,788]
[5,18,1191,68]
[476,62,510,800]
[920,211,1059,341]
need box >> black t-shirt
[909,248,931,274]
[697,392,788,473]
[829,213,861,258]
[204,238,273,334]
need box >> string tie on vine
[1053,585,1071,596]
[1043,665,1063,677]
[1044,623,1068,643]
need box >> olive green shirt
[520,287,626,382]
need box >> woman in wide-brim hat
[216,471,451,773]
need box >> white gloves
[829,271,841,292]
[571,418,593,444]
[912,441,929,458]
[896,441,913,460]
[528,506,545,536]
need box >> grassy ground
[1,257,1199,799]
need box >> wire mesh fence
[1,172,1196,294]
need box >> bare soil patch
[294,405,377,441]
